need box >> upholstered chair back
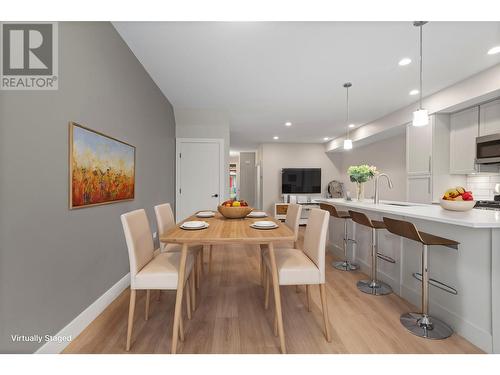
[285,203,302,240]
[302,208,329,283]
[121,209,154,277]
[154,203,176,250]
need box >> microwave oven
[476,133,500,164]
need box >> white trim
[35,273,130,354]
[175,137,225,222]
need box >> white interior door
[176,138,224,222]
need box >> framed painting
[69,122,135,209]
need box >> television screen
[281,168,321,194]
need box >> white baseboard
[35,273,130,354]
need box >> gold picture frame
[69,122,136,209]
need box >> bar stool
[383,216,459,340]
[319,203,358,271]
[348,210,395,296]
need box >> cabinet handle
[428,179,431,194]
[428,155,432,173]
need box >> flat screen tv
[281,168,321,194]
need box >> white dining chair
[260,204,302,285]
[154,203,204,292]
[121,208,195,351]
[262,208,332,342]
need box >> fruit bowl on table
[218,205,253,219]
[439,199,476,212]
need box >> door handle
[212,194,219,198]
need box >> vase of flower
[356,182,365,201]
[347,164,378,201]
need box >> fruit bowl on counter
[440,187,475,212]
[218,199,253,219]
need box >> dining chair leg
[190,272,196,311]
[157,290,161,301]
[268,242,287,354]
[145,290,151,321]
[196,252,201,289]
[208,245,213,273]
[201,246,205,274]
[264,266,270,310]
[319,284,332,342]
[125,289,136,351]
[273,310,278,336]
[185,279,192,320]
[171,244,188,354]
[179,312,185,342]
[260,245,265,287]
[306,285,311,312]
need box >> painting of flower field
[69,122,135,209]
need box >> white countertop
[315,198,500,228]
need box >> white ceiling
[114,22,500,149]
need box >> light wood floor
[64,238,482,354]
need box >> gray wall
[0,22,176,353]
[174,108,231,200]
[239,152,256,207]
[328,133,407,201]
[260,143,341,213]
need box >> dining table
[160,211,295,354]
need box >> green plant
[347,164,378,183]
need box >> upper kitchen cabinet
[407,119,432,175]
[450,106,479,174]
[407,114,463,203]
[479,99,500,136]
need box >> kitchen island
[317,198,500,353]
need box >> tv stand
[274,202,321,225]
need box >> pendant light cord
[419,24,423,110]
[346,85,350,139]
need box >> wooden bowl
[439,199,475,212]
[217,205,253,219]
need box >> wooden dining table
[160,211,295,354]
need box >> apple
[462,191,473,201]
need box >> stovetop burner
[474,200,500,210]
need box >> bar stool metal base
[356,279,392,295]
[333,260,359,271]
[400,312,453,340]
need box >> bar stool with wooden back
[348,210,395,296]
[383,216,459,340]
[319,203,358,271]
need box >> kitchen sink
[383,202,414,207]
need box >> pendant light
[412,21,429,127]
[343,82,353,150]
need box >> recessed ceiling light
[398,57,412,66]
[323,137,330,141]
[285,122,292,127]
[273,136,279,140]
[348,124,355,128]
[487,46,500,55]
[409,89,419,96]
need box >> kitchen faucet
[374,173,393,204]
